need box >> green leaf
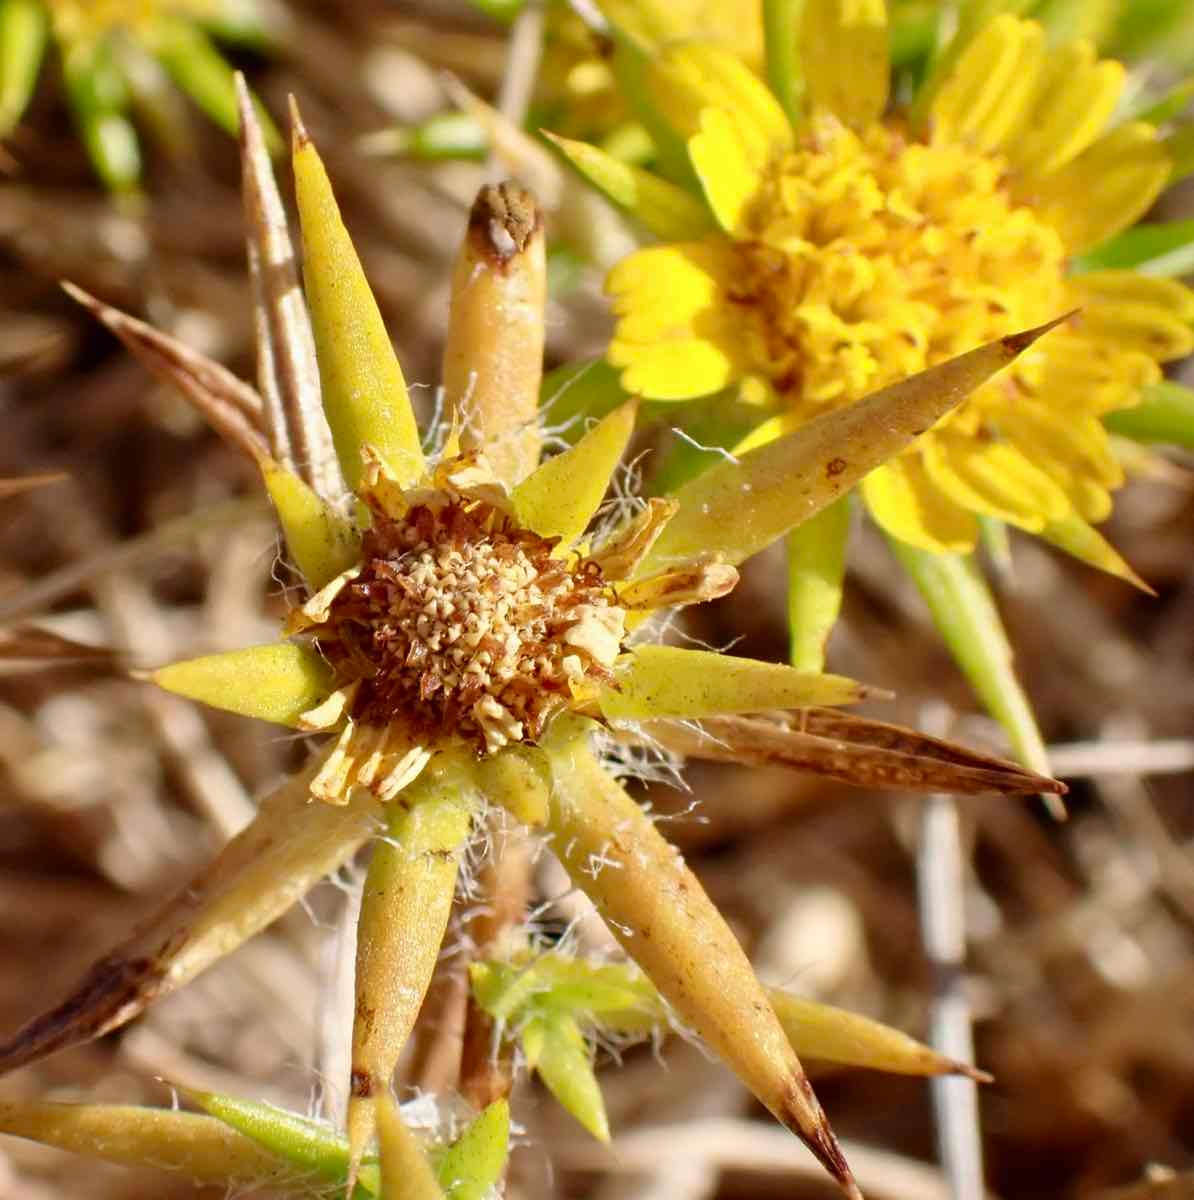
[369,111,490,161]
[763,0,806,126]
[432,1100,510,1200]
[540,359,632,445]
[192,1091,379,1196]
[151,641,334,727]
[1105,380,1194,448]
[600,645,872,721]
[145,17,281,151]
[886,540,1061,814]
[262,460,360,589]
[292,109,426,489]
[1129,75,1194,127]
[513,400,637,545]
[786,495,850,672]
[1163,122,1194,184]
[0,0,47,137]
[0,1101,304,1186]
[523,1014,610,1141]
[543,131,714,241]
[61,38,142,192]
[377,1091,445,1200]
[1071,219,1194,276]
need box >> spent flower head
[0,0,277,190]
[0,81,1064,1200]
[551,1,1194,574]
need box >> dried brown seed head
[307,479,625,755]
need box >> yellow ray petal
[646,41,793,156]
[290,104,424,489]
[862,455,978,552]
[767,990,990,1080]
[1038,512,1154,592]
[606,239,737,340]
[930,15,1045,154]
[1076,301,1194,362]
[512,400,637,546]
[801,0,889,128]
[1068,270,1194,320]
[346,757,478,1183]
[689,105,771,236]
[609,333,747,400]
[992,396,1123,519]
[261,459,360,590]
[543,131,714,241]
[599,645,874,722]
[150,642,334,727]
[642,322,1062,569]
[0,755,380,1077]
[1034,122,1171,254]
[1006,39,1123,176]
[544,733,856,1194]
[921,434,1071,531]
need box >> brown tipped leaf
[62,284,268,462]
[443,181,546,487]
[645,710,1067,797]
[0,751,380,1077]
[542,730,858,1197]
[641,318,1070,572]
[236,75,341,501]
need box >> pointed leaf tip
[1001,310,1075,356]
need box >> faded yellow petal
[544,131,714,241]
[802,0,890,128]
[151,642,334,728]
[599,645,873,722]
[617,561,739,612]
[512,400,637,546]
[1033,122,1170,254]
[931,16,1045,154]
[589,497,679,582]
[646,41,793,156]
[1006,40,1124,176]
[262,459,360,590]
[921,434,1071,531]
[862,456,978,552]
[291,107,425,489]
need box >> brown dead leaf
[642,709,1066,797]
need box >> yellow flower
[0,0,274,191]
[556,5,1194,560]
[0,84,1063,1200]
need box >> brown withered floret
[311,495,623,755]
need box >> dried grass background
[2,3,1194,1198]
